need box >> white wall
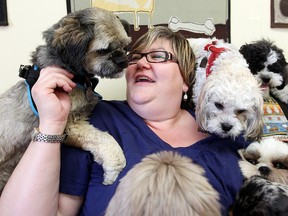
[0,1,66,93]
[1,0,287,100]
[231,0,288,55]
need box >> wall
[0,0,287,100]
[231,0,288,55]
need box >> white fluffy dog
[188,38,263,141]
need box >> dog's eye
[273,162,287,170]
[235,109,247,115]
[124,47,129,53]
[267,63,283,74]
[214,102,224,110]
[97,49,110,55]
[247,159,257,165]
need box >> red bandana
[204,41,227,77]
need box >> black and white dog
[229,137,288,215]
[230,175,288,216]
[239,39,288,104]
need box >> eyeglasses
[127,51,178,65]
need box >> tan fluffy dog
[0,7,131,193]
[105,151,221,216]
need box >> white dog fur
[232,137,288,215]
[188,38,264,141]
[238,136,288,184]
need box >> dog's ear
[43,14,94,68]
[118,17,130,36]
[237,149,245,160]
[239,44,250,58]
[245,100,264,142]
[239,44,255,66]
[195,83,211,132]
[239,44,265,75]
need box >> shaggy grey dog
[230,175,288,216]
[105,151,221,216]
[0,7,131,193]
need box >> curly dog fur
[188,38,263,141]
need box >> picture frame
[66,0,231,43]
[271,0,288,28]
[0,0,8,26]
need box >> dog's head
[230,175,288,216]
[239,40,288,96]
[105,151,221,216]
[238,137,288,184]
[195,66,264,141]
[33,7,131,78]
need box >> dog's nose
[112,50,129,68]
[114,55,128,64]
[261,77,270,84]
[259,166,271,176]
[221,123,233,132]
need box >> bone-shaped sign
[168,16,215,36]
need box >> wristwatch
[32,127,67,143]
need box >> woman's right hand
[0,66,77,216]
[32,66,76,134]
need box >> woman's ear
[183,83,189,92]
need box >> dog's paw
[102,156,126,185]
[73,128,127,185]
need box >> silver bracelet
[32,127,67,143]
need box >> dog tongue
[261,83,269,91]
[261,84,270,98]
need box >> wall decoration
[271,0,288,28]
[67,0,230,44]
[0,0,8,26]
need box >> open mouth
[260,83,270,91]
[135,75,155,83]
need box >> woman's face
[126,39,188,108]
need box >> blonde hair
[129,26,196,108]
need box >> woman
[0,26,248,215]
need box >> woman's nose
[136,56,151,68]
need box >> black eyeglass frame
[127,51,178,65]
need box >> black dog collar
[18,64,102,117]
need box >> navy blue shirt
[60,100,249,215]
